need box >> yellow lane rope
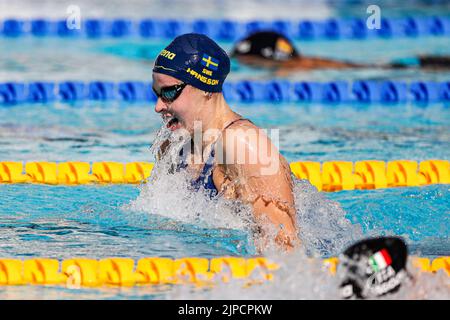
[0,160,448,191]
[0,256,448,287]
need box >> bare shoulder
[222,119,271,151]
[219,119,282,174]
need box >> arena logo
[169,121,281,176]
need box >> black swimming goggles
[153,83,187,103]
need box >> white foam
[168,251,450,300]
[293,180,363,257]
[168,250,340,300]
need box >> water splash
[293,180,363,257]
[127,125,362,257]
[126,128,256,256]
[168,250,339,300]
[168,250,450,300]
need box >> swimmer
[231,30,450,74]
[152,33,299,252]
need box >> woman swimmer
[152,33,299,252]
[231,30,450,73]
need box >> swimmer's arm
[237,55,363,71]
[251,194,299,252]
[291,55,450,70]
[220,129,299,252]
[230,165,299,252]
[273,57,367,76]
[287,56,364,69]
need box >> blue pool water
[2,36,450,82]
[0,183,448,259]
[0,0,449,299]
[1,103,448,162]
[0,182,448,299]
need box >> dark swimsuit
[178,118,252,198]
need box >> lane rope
[1,80,449,105]
[0,256,448,287]
[1,16,449,40]
[0,160,448,191]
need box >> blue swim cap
[153,33,230,93]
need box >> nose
[154,98,167,114]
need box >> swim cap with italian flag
[338,236,409,299]
[153,33,230,93]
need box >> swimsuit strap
[209,117,253,161]
[204,117,252,165]
[222,117,253,132]
[179,118,252,169]
[194,117,253,198]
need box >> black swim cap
[153,33,230,93]
[231,31,299,61]
[339,236,409,299]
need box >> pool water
[0,103,448,162]
[0,183,448,258]
[2,36,450,82]
[0,0,449,299]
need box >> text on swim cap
[186,68,219,86]
[160,49,176,60]
[202,68,212,76]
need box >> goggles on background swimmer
[152,83,187,103]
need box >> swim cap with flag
[153,33,230,93]
[338,236,409,299]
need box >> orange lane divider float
[0,256,448,287]
[0,160,448,191]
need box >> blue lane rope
[0,80,449,105]
[1,16,450,40]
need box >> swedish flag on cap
[201,54,219,71]
[153,33,230,93]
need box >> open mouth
[164,115,182,131]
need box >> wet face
[152,73,204,134]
